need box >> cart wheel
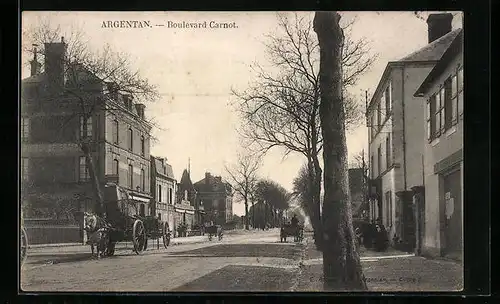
[107,241,116,256]
[163,222,170,249]
[20,227,28,266]
[132,220,146,254]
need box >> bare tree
[22,20,160,217]
[224,152,262,230]
[233,12,375,248]
[254,179,291,228]
[314,11,367,290]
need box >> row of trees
[224,152,291,230]
[231,12,374,290]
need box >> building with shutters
[414,28,463,260]
[20,38,153,243]
[365,13,461,251]
[150,156,176,228]
[193,172,233,226]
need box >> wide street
[21,229,304,292]
[21,228,463,292]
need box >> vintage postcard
[20,11,463,292]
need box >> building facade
[21,38,152,243]
[366,13,460,250]
[150,156,176,227]
[193,172,233,225]
[414,29,463,260]
[174,169,197,233]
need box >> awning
[175,208,186,214]
[129,194,151,203]
[185,210,195,215]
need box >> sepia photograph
[20,11,464,292]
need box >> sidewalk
[293,236,463,291]
[28,235,207,255]
[28,228,275,250]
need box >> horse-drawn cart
[205,224,223,241]
[81,183,170,258]
[280,223,304,243]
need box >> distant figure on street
[291,214,299,228]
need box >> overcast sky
[21,11,462,216]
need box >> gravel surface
[21,229,300,292]
[171,243,303,260]
[173,265,298,292]
[293,236,463,292]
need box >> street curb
[29,243,83,249]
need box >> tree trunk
[244,197,250,230]
[313,11,367,291]
[252,201,255,228]
[81,140,104,217]
[307,156,323,249]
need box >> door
[443,168,462,257]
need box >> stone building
[21,38,152,243]
[414,29,463,260]
[150,156,176,227]
[193,172,233,225]
[173,169,196,233]
[365,13,460,250]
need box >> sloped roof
[367,28,461,113]
[399,28,461,62]
[415,29,463,97]
[194,173,232,193]
[179,169,194,189]
[152,156,176,180]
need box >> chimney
[30,44,41,76]
[44,37,67,90]
[205,172,211,184]
[426,13,453,43]
[107,82,119,101]
[134,103,146,119]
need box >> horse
[83,212,111,259]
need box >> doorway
[443,167,462,258]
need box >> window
[370,155,374,179]
[128,128,133,151]
[371,114,376,139]
[141,135,145,156]
[79,156,90,181]
[113,119,119,144]
[385,191,392,227]
[140,168,145,191]
[457,67,464,116]
[385,82,392,116]
[377,145,382,176]
[385,136,391,168]
[113,158,119,176]
[377,102,382,130]
[426,95,435,140]
[158,185,162,202]
[79,116,93,139]
[438,87,446,132]
[158,213,161,220]
[128,164,133,188]
[21,158,29,180]
[169,188,173,204]
[444,78,455,129]
[21,118,30,141]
